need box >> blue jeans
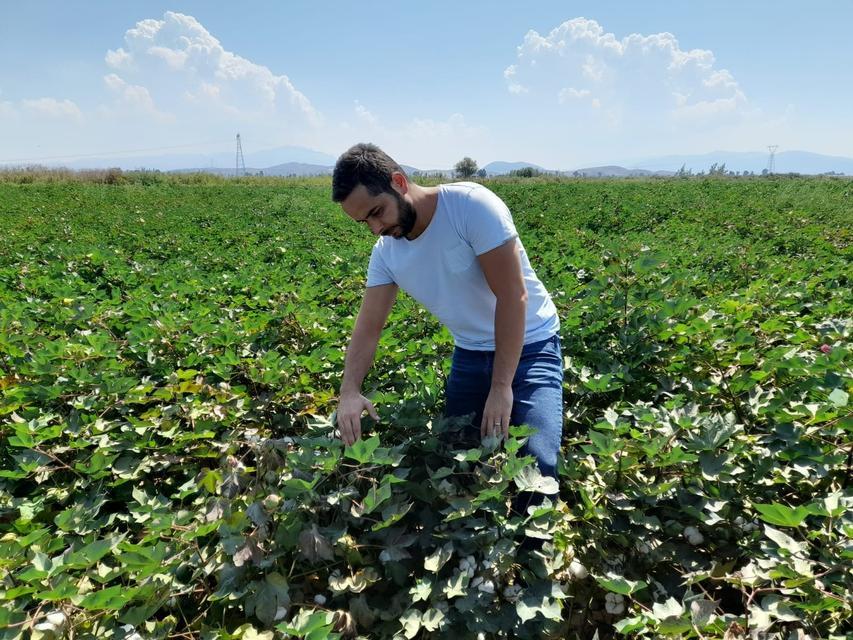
[443,334,564,478]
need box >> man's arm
[337,282,399,445]
[477,238,527,440]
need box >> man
[331,143,563,479]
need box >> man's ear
[390,171,408,195]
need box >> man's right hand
[335,393,380,446]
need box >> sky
[1,1,851,170]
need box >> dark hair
[331,142,407,202]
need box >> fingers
[480,413,510,440]
[339,413,362,446]
[366,399,379,421]
[338,414,355,446]
[336,396,378,446]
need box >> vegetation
[454,158,478,179]
[506,167,541,178]
[0,177,850,639]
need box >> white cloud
[21,98,83,122]
[328,106,488,169]
[105,47,131,68]
[405,113,482,140]
[0,100,16,119]
[504,65,527,94]
[103,11,319,129]
[354,100,378,126]
[505,18,747,129]
[558,87,592,104]
[102,73,173,122]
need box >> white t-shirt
[366,181,560,350]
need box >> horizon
[2,145,851,177]
[2,2,851,169]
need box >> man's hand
[481,385,513,441]
[336,392,379,446]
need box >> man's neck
[406,183,440,240]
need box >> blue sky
[1,1,851,169]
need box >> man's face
[341,184,417,240]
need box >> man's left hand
[481,385,513,441]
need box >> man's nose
[368,218,383,235]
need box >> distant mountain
[626,150,853,175]
[260,162,332,176]
[6,144,850,176]
[563,165,674,178]
[8,144,339,173]
[481,162,672,177]
[171,162,333,177]
[170,167,255,176]
[244,146,337,168]
[482,161,548,176]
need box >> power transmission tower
[235,133,246,177]
[766,145,778,174]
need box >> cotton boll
[605,592,625,615]
[33,622,58,634]
[477,580,495,594]
[503,585,522,602]
[45,612,67,628]
[568,559,589,579]
[275,606,289,620]
[314,594,327,606]
[684,526,704,545]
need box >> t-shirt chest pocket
[443,240,476,273]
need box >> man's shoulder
[439,181,485,195]
[439,181,499,208]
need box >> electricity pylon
[766,145,778,174]
[236,133,246,177]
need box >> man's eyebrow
[359,206,379,222]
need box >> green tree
[454,157,478,178]
[510,167,541,178]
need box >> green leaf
[361,481,391,515]
[424,542,453,573]
[595,572,648,595]
[754,502,810,527]
[199,468,221,494]
[64,537,115,568]
[634,253,662,274]
[344,435,380,464]
[421,607,445,632]
[409,578,432,603]
[77,585,138,610]
[516,591,562,623]
[277,610,335,638]
[513,465,559,495]
[828,388,848,407]
[763,525,806,555]
[399,609,422,639]
[614,615,647,634]
[442,571,468,598]
[652,597,683,619]
[689,599,718,627]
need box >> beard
[392,190,417,239]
